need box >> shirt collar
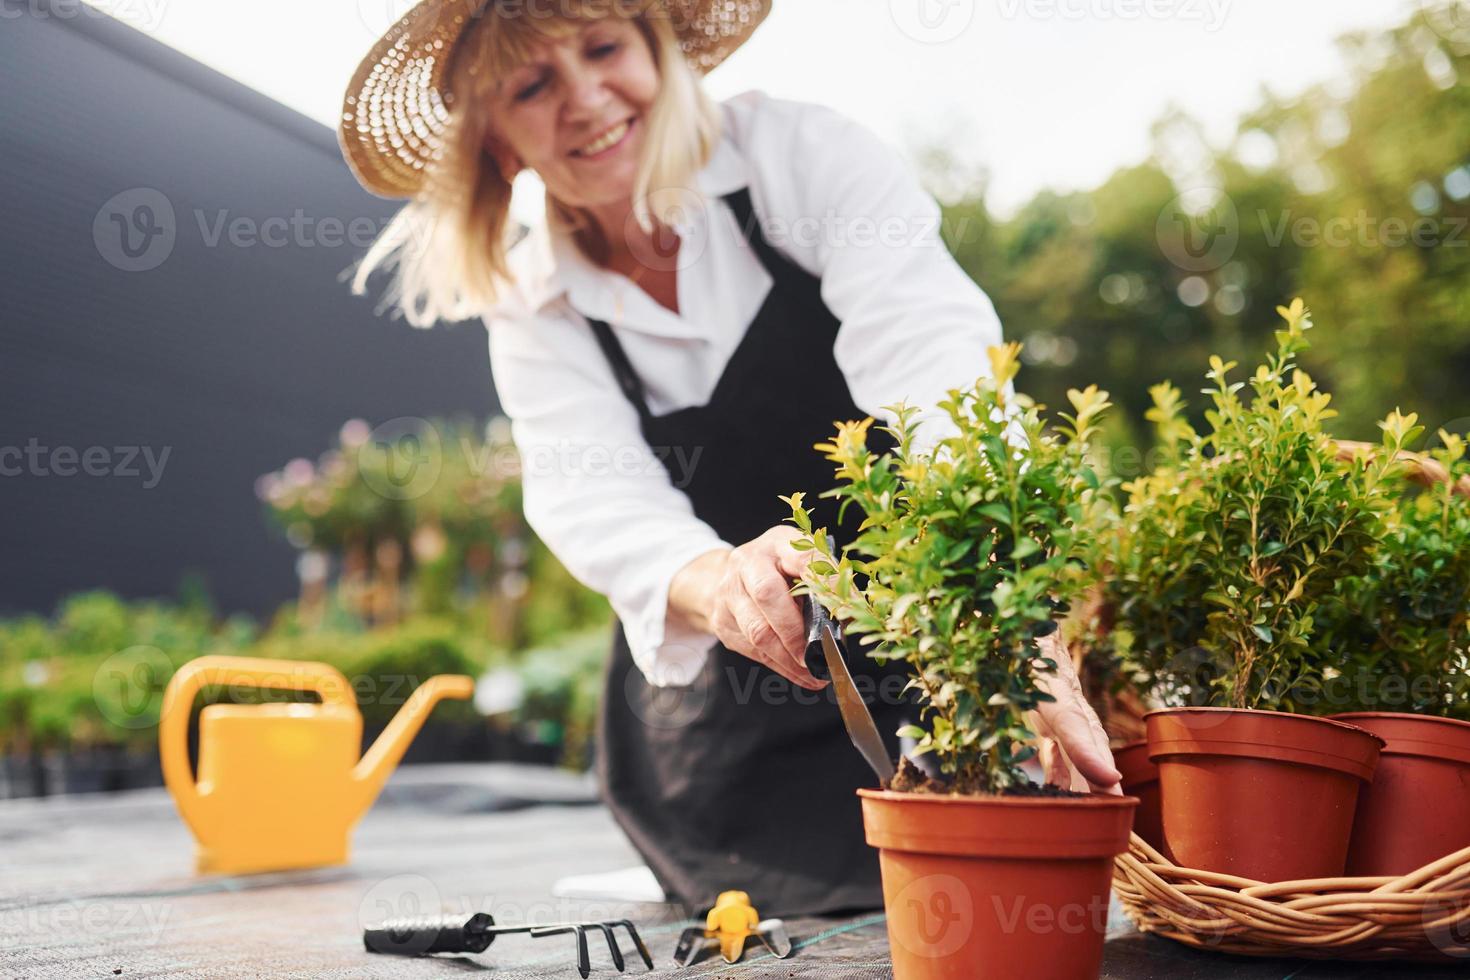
[504,113,750,318]
[695,125,750,198]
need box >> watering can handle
[159,656,356,833]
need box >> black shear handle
[801,595,838,681]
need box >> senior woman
[339,0,1120,915]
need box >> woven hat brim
[338,0,771,200]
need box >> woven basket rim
[1113,832,1470,962]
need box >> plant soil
[887,756,947,793]
[1003,781,1086,798]
[885,756,1085,797]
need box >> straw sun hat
[339,0,771,199]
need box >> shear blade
[671,927,703,967]
[757,919,793,958]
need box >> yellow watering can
[160,655,474,875]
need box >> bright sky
[100,0,1412,216]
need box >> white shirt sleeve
[739,95,1005,452]
[486,306,729,687]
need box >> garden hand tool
[363,911,653,978]
[160,655,474,874]
[802,597,896,785]
[671,891,793,966]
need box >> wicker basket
[1113,833,1470,962]
[1091,440,1470,961]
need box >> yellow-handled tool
[672,891,793,966]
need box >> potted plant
[1312,433,1470,874]
[1106,300,1411,882]
[787,343,1136,980]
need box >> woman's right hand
[670,527,826,690]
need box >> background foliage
[939,4,1470,456]
[4,3,1468,780]
[0,419,609,771]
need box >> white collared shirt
[484,90,1004,686]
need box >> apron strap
[584,188,802,421]
[586,317,654,424]
[722,187,808,286]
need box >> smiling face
[485,17,660,210]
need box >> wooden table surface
[2,764,1464,979]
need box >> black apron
[584,188,915,917]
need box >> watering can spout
[352,674,476,810]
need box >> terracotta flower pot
[1146,707,1383,882]
[1114,740,1165,856]
[858,788,1137,979]
[1330,711,1470,877]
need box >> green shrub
[1106,301,1416,711]
[788,343,1111,793]
[0,593,510,752]
[519,544,612,647]
[1312,437,1470,719]
[346,619,489,727]
[55,592,134,658]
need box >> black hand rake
[363,911,654,978]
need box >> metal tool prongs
[363,911,654,978]
[672,891,793,967]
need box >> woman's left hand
[1028,631,1123,795]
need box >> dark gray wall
[1,1,498,617]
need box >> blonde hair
[349,0,722,328]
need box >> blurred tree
[943,2,1470,452]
